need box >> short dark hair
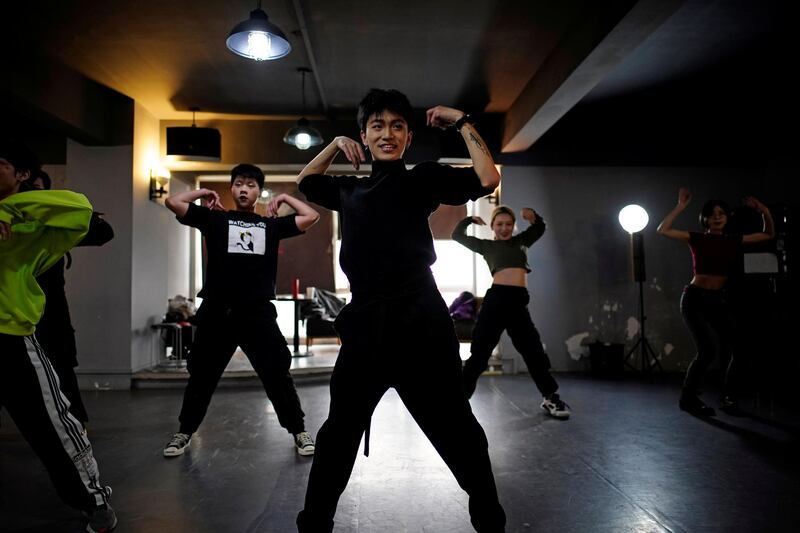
[357,89,414,132]
[32,169,52,190]
[230,163,264,189]
[699,199,730,228]
[0,137,39,175]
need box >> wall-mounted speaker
[166,126,221,162]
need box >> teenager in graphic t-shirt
[657,187,774,416]
[295,89,506,533]
[162,163,320,458]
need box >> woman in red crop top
[657,187,774,416]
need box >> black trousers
[0,333,110,512]
[680,285,738,396]
[297,278,506,533]
[178,300,305,435]
[463,285,558,399]
[35,300,89,424]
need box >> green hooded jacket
[0,190,92,336]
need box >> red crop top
[688,232,742,276]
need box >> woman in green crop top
[453,205,570,419]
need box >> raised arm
[0,190,92,233]
[77,212,114,246]
[266,193,320,232]
[426,106,500,190]
[451,216,486,254]
[657,187,692,242]
[514,208,546,246]
[297,136,365,184]
[741,196,775,244]
[164,188,222,218]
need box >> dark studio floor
[1,374,799,533]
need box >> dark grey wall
[499,165,790,373]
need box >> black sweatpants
[36,310,89,424]
[297,278,506,533]
[0,333,111,512]
[463,284,558,399]
[680,285,738,396]
[178,299,306,435]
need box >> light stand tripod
[623,231,662,377]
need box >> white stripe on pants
[24,335,110,508]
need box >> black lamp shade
[226,9,291,60]
[283,118,324,150]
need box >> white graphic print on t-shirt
[227,219,266,255]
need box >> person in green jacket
[0,138,117,532]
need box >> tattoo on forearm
[469,131,490,156]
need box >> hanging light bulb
[226,2,291,61]
[247,32,272,61]
[295,132,312,150]
[284,68,324,150]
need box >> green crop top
[451,216,545,274]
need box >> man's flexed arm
[426,106,500,190]
[165,188,223,218]
[297,137,366,184]
[266,193,320,232]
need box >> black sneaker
[86,504,117,532]
[541,393,571,419]
[719,395,744,416]
[679,394,715,416]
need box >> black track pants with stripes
[0,333,111,512]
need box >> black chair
[300,288,346,349]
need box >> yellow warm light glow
[151,167,171,181]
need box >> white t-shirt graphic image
[228,220,266,255]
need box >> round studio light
[618,204,649,233]
[226,8,291,61]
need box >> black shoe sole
[679,403,716,417]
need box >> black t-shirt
[299,159,494,292]
[178,203,302,301]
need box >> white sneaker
[163,432,192,457]
[294,431,315,456]
[541,393,571,419]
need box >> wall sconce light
[150,167,171,201]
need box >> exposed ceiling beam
[292,0,328,115]
[502,0,685,153]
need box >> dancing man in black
[295,89,506,532]
[29,169,114,426]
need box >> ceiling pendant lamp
[226,1,291,61]
[284,67,324,150]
